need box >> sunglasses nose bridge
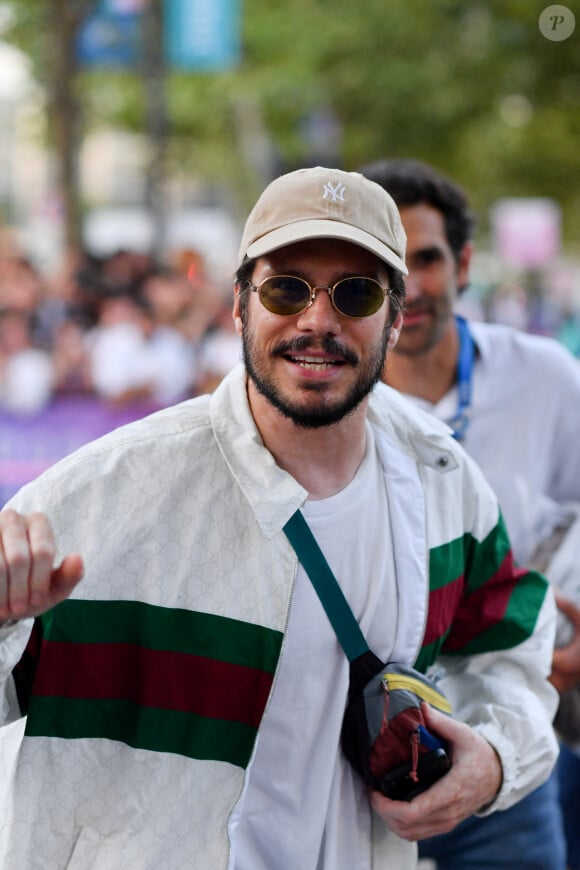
[309,284,334,309]
[297,283,341,322]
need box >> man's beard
[241,320,392,429]
[394,297,451,357]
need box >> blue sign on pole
[165,0,241,70]
[77,0,144,68]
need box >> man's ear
[233,284,243,336]
[387,311,403,349]
[457,241,474,291]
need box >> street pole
[142,0,169,264]
[47,0,91,251]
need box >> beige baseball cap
[237,166,408,274]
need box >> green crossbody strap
[283,509,370,663]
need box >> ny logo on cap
[322,181,346,203]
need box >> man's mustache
[273,335,359,366]
[403,298,435,316]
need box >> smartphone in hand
[377,727,451,802]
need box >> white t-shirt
[233,423,399,870]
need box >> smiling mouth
[275,336,358,368]
[403,308,432,328]
[404,300,434,319]
[288,354,346,370]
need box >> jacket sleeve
[0,619,34,727]
[1,475,56,729]
[437,585,559,813]
[418,446,560,814]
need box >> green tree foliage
[3,0,580,240]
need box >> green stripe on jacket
[16,599,283,768]
[415,515,548,672]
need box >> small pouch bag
[284,510,452,801]
[341,655,452,800]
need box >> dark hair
[358,159,476,263]
[234,257,405,324]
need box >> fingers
[551,643,580,693]
[421,701,455,741]
[551,597,580,692]
[371,707,502,840]
[555,594,580,627]
[370,788,461,841]
[22,512,58,611]
[52,554,85,598]
[0,510,46,615]
[370,767,467,842]
[0,509,84,622]
[549,667,570,695]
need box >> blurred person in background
[139,255,237,395]
[0,252,54,414]
[0,255,45,321]
[196,298,242,393]
[42,248,103,396]
[361,157,580,870]
[85,288,197,406]
[139,261,219,346]
[98,248,154,299]
[486,281,530,331]
[0,308,53,414]
[166,247,226,344]
[140,266,199,333]
[51,319,93,396]
[40,247,103,339]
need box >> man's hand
[371,702,502,841]
[0,509,84,622]
[550,594,580,694]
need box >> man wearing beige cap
[0,167,558,869]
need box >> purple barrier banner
[0,396,161,507]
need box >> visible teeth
[292,355,335,369]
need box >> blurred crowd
[0,245,242,416]
[458,273,580,358]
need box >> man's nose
[404,271,421,300]
[295,288,342,333]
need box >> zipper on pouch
[381,672,452,714]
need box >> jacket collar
[210,365,307,539]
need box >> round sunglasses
[249,275,390,318]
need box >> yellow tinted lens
[333,278,385,317]
[259,277,311,315]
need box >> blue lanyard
[450,315,475,441]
